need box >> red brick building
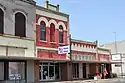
[35,1,71,82]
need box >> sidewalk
[47,78,122,83]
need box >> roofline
[21,0,36,5]
[71,39,97,45]
[97,47,110,51]
[36,5,69,18]
[100,40,125,47]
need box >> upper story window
[15,12,26,37]
[59,25,63,43]
[40,21,46,41]
[0,8,4,34]
[50,23,55,42]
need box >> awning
[0,56,70,62]
[71,60,122,64]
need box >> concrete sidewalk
[47,78,123,83]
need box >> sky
[36,0,125,45]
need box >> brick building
[35,1,70,82]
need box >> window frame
[39,21,46,41]
[50,23,55,42]
[0,8,4,34]
[59,25,64,43]
[14,11,27,37]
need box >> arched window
[50,23,55,42]
[0,8,4,34]
[59,25,63,43]
[40,21,46,41]
[15,12,26,37]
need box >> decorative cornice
[36,5,69,18]
[71,39,97,45]
[20,0,36,6]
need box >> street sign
[58,45,70,54]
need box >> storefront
[39,62,60,81]
[0,60,26,83]
[37,49,71,81]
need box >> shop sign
[112,54,121,61]
[58,45,70,54]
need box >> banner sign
[58,45,70,54]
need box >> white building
[0,0,36,83]
[100,40,125,76]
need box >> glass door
[49,66,55,80]
[43,66,48,80]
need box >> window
[9,62,25,80]
[59,25,63,43]
[15,12,26,37]
[50,23,55,42]
[0,8,4,34]
[40,21,46,41]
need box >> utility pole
[113,32,118,54]
[69,34,72,81]
[69,34,72,62]
[113,32,123,77]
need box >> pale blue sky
[36,0,125,44]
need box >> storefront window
[39,63,60,81]
[43,66,48,80]
[9,62,25,80]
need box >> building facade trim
[37,16,49,26]
[36,5,69,18]
[48,19,58,29]
[58,21,66,31]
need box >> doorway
[83,63,86,78]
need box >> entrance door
[43,66,48,80]
[83,63,86,78]
[49,66,55,80]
